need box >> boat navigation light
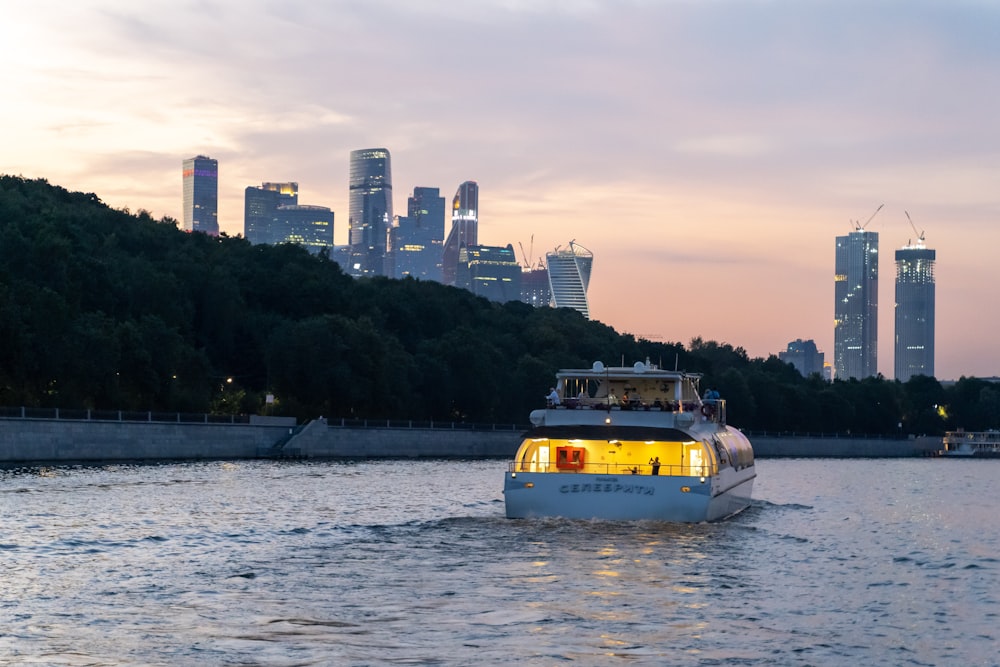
[605,417,612,425]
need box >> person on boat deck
[546,387,561,406]
[607,390,618,406]
[621,391,630,408]
[649,456,661,475]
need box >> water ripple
[1,459,998,665]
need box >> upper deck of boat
[539,361,726,429]
[941,430,1000,454]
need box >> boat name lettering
[559,483,655,496]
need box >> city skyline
[4,1,1000,380]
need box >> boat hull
[504,469,754,522]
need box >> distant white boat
[938,431,1000,458]
[503,360,755,522]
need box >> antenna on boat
[674,353,679,371]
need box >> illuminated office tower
[456,244,522,303]
[441,181,479,285]
[546,241,593,319]
[834,229,879,379]
[274,205,334,253]
[182,155,219,236]
[348,148,393,276]
[894,239,936,381]
[520,267,551,308]
[244,182,298,245]
[389,186,446,281]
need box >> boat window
[555,446,586,471]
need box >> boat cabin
[514,361,753,478]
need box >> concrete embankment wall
[0,416,297,465]
[290,422,522,458]
[751,435,941,458]
[0,417,942,464]
[293,424,941,459]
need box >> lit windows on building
[182,155,219,236]
[833,230,878,379]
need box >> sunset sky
[4,0,998,381]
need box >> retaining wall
[0,416,297,465]
[751,434,941,458]
[291,421,522,458]
[0,417,943,465]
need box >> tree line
[1,175,996,435]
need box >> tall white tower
[546,241,593,319]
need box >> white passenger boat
[939,431,1000,457]
[504,360,755,522]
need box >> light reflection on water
[0,458,998,665]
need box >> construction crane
[518,235,535,269]
[905,211,925,244]
[854,203,884,231]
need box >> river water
[1,458,997,666]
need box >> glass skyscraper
[779,339,825,378]
[182,155,219,236]
[894,242,936,381]
[348,148,393,277]
[273,205,334,253]
[834,230,879,379]
[441,181,478,286]
[244,182,298,245]
[456,244,522,303]
[546,241,593,319]
[389,186,446,281]
[520,267,551,308]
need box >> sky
[3,0,999,381]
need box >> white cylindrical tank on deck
[717,427,755,469]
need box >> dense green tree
[1,175,998,432]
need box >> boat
[503,360,755,522]
[938,431,1000,457]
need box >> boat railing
[510,461,717,477]
[546,398,727,424]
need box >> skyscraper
[441,181,479,286]
[834,229,879,379]
[547,241,593,319]
[274,205,334,253]
[779,339,826,378]
[348,148,393,277]
[456,243,522,302]
[894,237,936,381]
[182,155,219,236]
[388,186,446,281]
[520,267,551,308]
[244,182,298,245]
